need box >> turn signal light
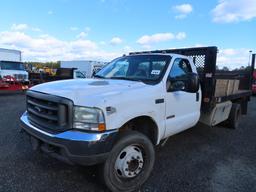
[98,123,106,131]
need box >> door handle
[196,92,199,102]
[155,98,164,104]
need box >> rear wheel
[101,131,155,192]
[227,103,241,129]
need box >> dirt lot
[0,94,256,192]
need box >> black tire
[227,103,241,129]
[101,131,155,192]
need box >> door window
[169,58,192,78]
[167,58,192,91]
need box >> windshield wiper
[94,74,106,79]
[109,76,143,82]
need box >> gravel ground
[0,94,255,192]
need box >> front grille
[26,91,73,132]
[14,74,27,81]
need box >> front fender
[106,108,165,145]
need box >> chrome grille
[26,91,73,132]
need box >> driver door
[164,58,200,138]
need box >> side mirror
[167,72,199,93]
[167,78,185,92]
[185,72,199,93]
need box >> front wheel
[101,131,155,192]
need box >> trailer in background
[60,60,107,78]
[0,48,29,93]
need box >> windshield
[95,55,171,83]
[0,61,25,71]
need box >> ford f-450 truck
[20,47,255,192]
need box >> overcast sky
[0,0,255,69]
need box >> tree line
[24,61,61,70]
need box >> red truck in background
[0,48,30,93]
[252,71,256,95]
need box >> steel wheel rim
[114,144,144,179]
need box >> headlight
[73,106,106,131]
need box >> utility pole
[248,50,252,66]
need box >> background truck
[0,48,29,93]
[20,46,255,192]
[60,60,106,78]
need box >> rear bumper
[20,111,118,165]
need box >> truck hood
[30,79,147,106]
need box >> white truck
[0,48,29,91]
[0,48,29,81]
[20,47,254,192]
[60,60,106,78]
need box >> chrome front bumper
[20,111,118,165]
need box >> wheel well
[119,116,158,145]
[232,99,248,115]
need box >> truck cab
[0,61,29,83]
[0,48,29,92]
[20,47,254,192]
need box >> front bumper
[20,111,118,165]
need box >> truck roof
[130,46,218,76]
[127,52,186,58]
